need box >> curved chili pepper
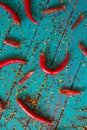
[4,39,21,48]
[42,5,66,14]
[19,70,34,85]
[78,43,87,57]
[40,52,69,75]
[59,89,83,96]
[24,0,38,25]
[0,58,26,69]
[17,99,53,125]
[0,3,21,24]
[72,14,85,30]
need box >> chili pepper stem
[18,23,21,26]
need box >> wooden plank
[0,0,87,130]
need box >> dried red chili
[42,5,66,14]
[24,0,38,24]
[19,70,34,85]
[17,99,53,125]
[4,39,21,48]
[0,58,26,69]
[72,14,85,30]
[0,3,21,24]
[59,89,83,96]
[40,52,69,75]
[0,98,6,111]
[78,43,87,57]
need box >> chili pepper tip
[80,91,83,94]
[81,14,85,18]
[24,61,27,64]
[21,60,27,64]
[34,21,38,25]
[62,5,66,10]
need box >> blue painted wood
[0,0,87,130]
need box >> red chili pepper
[24,0,38,25]
[59,89,83,96]
[4,39,21,48]
[78,43,87,57]
[0,98,6,111]
[17,99,53,125]
[72,14,85,30]
[0,58,26,69]
[40,52,69,75]
[42,5,66,14]
[0,3,21,24]
[19,70,34,85]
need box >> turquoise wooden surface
[0,0,87,130]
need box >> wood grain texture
[0,0,87,130]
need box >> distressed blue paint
[0,0,87,130]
